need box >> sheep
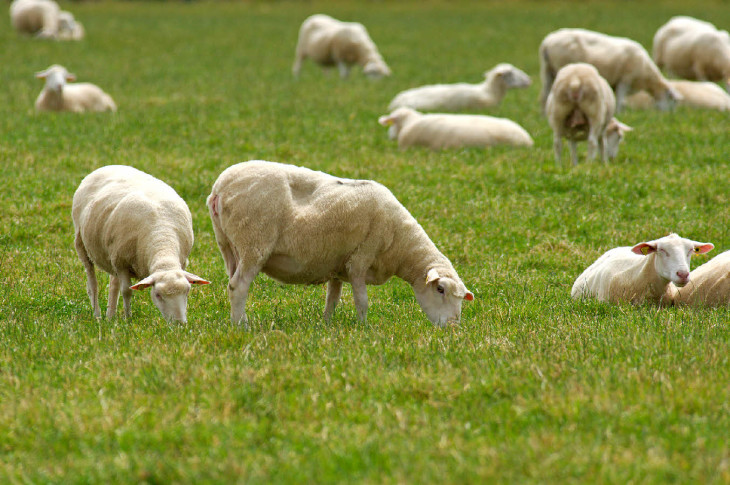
[378,107,533,150]
[387,63,531,111]
[72,165,210,322]
[652,16,719,70]
[571,233,714,305]
[673,250,730,307]
[10,0,60,39]
[292,14,391,79]
[657,28,730,91]
[539,28,681,112]
[57,10,84,41]
[207,160,474,327]
[623,80,730,111]
[546,63,632,166]
[35,65,117,113]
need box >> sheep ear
[130,276,155,290]
[185,272,210,285]
[631,243,656,256]
[378,115,394,127]
[693,243,714,254]
[615,120,633,133]
[35,69,50,79]
[426,269,440,284]
[66,73,77,82]
[464,291,474,301]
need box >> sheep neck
[140,228,185,276]
[395,223,457,290]
[481,73,507,104]
[634,252,669,302]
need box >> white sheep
[35,65,117,113]
[653,16,720,70]
[10,0,60,38]
[571,233,714,305]
[387,63,531,111]
[546,63,632,166]
[72,165,210,322]
[207,160,474,327]
[57,10,84,41]
[292,14,391,79]
[623,80,730,111]
[378,107,533,150]
[539,28,681,112]
[672,250,730,307]
[657,29,730,91]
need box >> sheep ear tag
[464,291,474,301]
[641,246,650,255]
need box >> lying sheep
[673,250,730,307]
[10,0,60,38]
[57,10,84,41]
[571,233,714,305]
[35,65,117,113]
[378,107,533,150]
[623,80,730,111]
[292,14,391,79]
[72,165,210,322]
[658,29,730,91]
[546,63,632,165]
[387,63,531,111]
[207,160,474,327]
[653,16,720,70]
[539,28,680,112]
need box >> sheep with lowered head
[10,0,60,38]
[571,233,714,305]
[657,28,730,91]
[73,165,210,322]
[652,16,718,68]
[35,65,116,113]
[539,28,681,112]
[546,63,632,166]
[207,160,474,327]
[378,107,533,150]
[387,63,531,111]
[292,14,391,79]
[672,250,730,307]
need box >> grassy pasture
[2,0,730,482]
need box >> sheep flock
[9,3,730,326]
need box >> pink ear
[464,291,474,301]
[631,243,656,255]
[695,243,714,254]
[185,272,210,285]
[66,74,77,82]
[378,115,393,127]
[426,269,440,284]
[130,276,154,291]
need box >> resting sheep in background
[292,14,391,79]
[672,250,730,307]
[539,28,680,112]
[207,160,474,327]
[571,233,714,305]
[623,80,730,111]
[10,0,60,38]
[378,107,533,150]
[57,10,84,41]
[387,63,531,111]
[546,63,632,166]
[35,65,116,113]
[72,165,210,322]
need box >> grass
[2,0,730,482]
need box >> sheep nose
[677,270,689,280]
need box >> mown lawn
[1,0,729,483]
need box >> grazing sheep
[207,160,474,327]
[546,63,632,166]
[35,65,117,113]
[10,0,60,38]
[673,250,730,307]
[571,233,714,305]
[57,10,84,41]
[653,16,720,70]
[72,165,210,322]
[658,29,730,91]
[292,14,391,79]
[539,28,680,112]
[387,63,531,111]
[378,107,533,150]
[623,80,730,111]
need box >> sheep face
[492,64,532,89]
[654,85,682,111]
[414,269,474,327]
[131,270,210,323]
[35,64,75,93]
[378,107,415,139]
[363,60,391,79]
[605,119,633,159]
[631,234,714,287]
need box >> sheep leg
[118,271,133,318]
[107,275,120,319]
[75,232,101,319]
[553,134,563,165]
[614,82,630,113]
[324,279,343,321]
[228,264,261,327]
[586,134,599,162]
[337,62,350,79]
[569,141,579,166]
[599,133,609,164]
[292,53,303,78]
[350,279,369,322]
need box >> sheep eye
[693,247,700,253]
[437,285,445,294]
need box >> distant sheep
[378,107,533,150]
[653,16,722,71]
[207,160,474,327]
[35,65,116,113]
[673,250,730,307]
[540,28,680,112]
[387,63,531,111]
[623,80,730,111]
[10,0,60,38]
[546,63,632,165]
[655,26,730,91]
[72,165,210,322]
[57,10,84,41]
[571,233,714,305]
[292,14,391,79]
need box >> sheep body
[624,80,730,111]
[653,16,717,68]
[378,107,533,150]
[659,29,730,90]
[571,233,714,305]
[10,0,59,38]
[387,63,531,111]
[72,165,209,322]
[35,65,116,113]
[292,14,391,79]
[539,28,679,111]
[673,250,730,307]
[207,160,473,327]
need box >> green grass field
[2,0,730,482]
